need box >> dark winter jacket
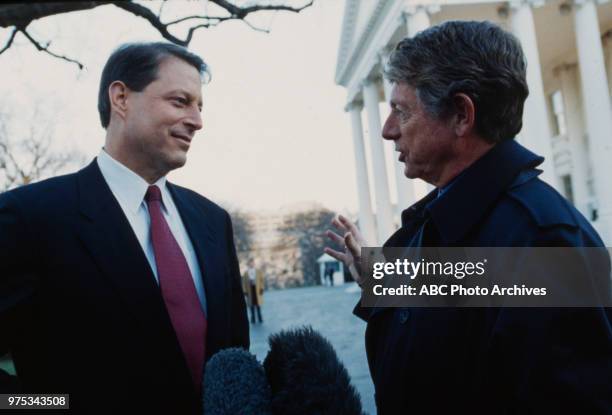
[355,140,612,414]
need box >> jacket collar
[75,160,200,390]
[78,160,230,358]
[96,148,169,215]
[401,140,544,245]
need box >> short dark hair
[98,42,209,129]
[385,20,529,143]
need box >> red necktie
[145,185,207,394]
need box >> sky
[0,0,376,215]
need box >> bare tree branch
[162,15,226,27]
[0,27,17,54]
[0,107,84,191]
[112,1,314,46]
[157,0,166,19]
[185,23,215,45]
[276,207,338,286]
[209,0,313,18]
[111,1,189,46]
[0,2,107,28]
[0,1,314,66]
[241,19,270,34]
[18,28,84,69]
[0,139,27,188]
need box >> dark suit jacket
[355,140,612,414]
[0,160,249,414]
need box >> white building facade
[335,0,612,245]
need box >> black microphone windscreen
[263,326,364,415]
[204,347,271,415]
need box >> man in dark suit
[0,42,249,413]
[326,21,611,414]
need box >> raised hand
[324,214,369,287]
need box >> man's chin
[164,154,188,172]
[403,167,418,179]
[173,157,187,169]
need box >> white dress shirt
[96,149,207,313]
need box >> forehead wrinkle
[391,88,411,106]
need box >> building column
[605,31,612,98]
[510,0,560,190]
[347,102,377,244]
[556,64,590,217]
[363,79,395,243]
[574,0,612,244]
[403,5,433,37]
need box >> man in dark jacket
[0,42,249,413]
[326,21,611,414]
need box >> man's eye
[392,107,405,117]
[394,108,410,120]
[172,97,187,105]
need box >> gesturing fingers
[331,216,348,234]
[324,247,347,264]
[325,229,344,246]
[327,215,365,286]
[327,215,364,269]
[338,214,358,234]
[338,214,368,246]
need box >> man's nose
[382,115,398,141]
[185,108,203,131]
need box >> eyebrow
[167,89,203,107]
[391,96,414,109]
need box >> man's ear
[108,81,129,121]
[451,93,476,137]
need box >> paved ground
[249,283,376,414]
[0,284,377,413]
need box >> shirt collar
[96,148,168,214]
[401,140,544,245]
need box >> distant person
[325,21,611,414]
[243,258,265,324]
[0,42,249,413]
[326,266,335,286]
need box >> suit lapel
[167,183,227,349]
[75,161,180,348]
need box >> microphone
[203,347,272,415]
[263,326,365,415]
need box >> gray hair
[385,20,529,143]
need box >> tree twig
[0,27,18,54]
[0,1,315,66]
[209,0,313,18]
[185,23,214,45]
[157,0,166,19]
[241,18,270,34]
[163,15,226,27]
[112,1,189,46]
[114,0,313,46]
[19,28,84,69]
